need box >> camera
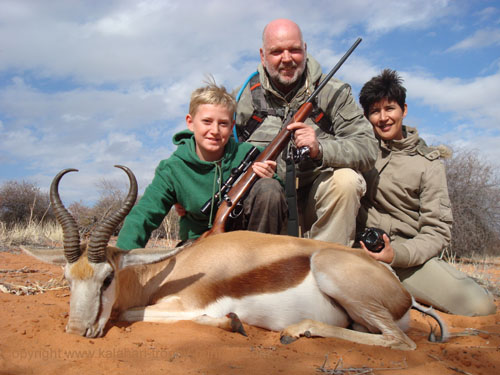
[357,227,388,253]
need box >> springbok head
[22,166,183,338]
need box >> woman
[357,69,495,316]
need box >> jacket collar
[379,126,445,161]
[380,126,419,155]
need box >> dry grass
[317,355,408,374]
[0,220,63,249]
[0,277,68,296]
[0,218,180,250]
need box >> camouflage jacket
[235,55,377,187]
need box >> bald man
[235,19,377,246]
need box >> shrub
[68,201,97,240]
[67,178,133,238]
[445,148,500,258]
[0,180,55,228]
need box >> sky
[1,0,499,205]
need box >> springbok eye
[102,272,114,291]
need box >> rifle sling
[285,154,300,237]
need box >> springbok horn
[87,165,137,263]
[50,168,81,264]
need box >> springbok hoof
[226,312,247,337]
[280,335,298,345]
[427,323,445,343]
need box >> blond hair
[189,77,236,117]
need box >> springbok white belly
[203,272,350,331]
[121,272,350,331]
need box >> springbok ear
[21,246,67,266]
[116,246,186,269]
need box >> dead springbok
[23,165,448,350]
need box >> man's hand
[252,160,276,178]
[286,122,320,159]
[360,234,394,264]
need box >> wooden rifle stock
[200,37,362,239]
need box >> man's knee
[399,258,497,317]
[461,289,497,317]
[435,259,497,316]
[253,178,283,198]
[324,168,366,199]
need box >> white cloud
[475,6,499,22]
[0,76,178,201]
[2,0,500,204]
[402,69,500,172]
[446,28,500,51]
[405,71,500,130]
[361,0,451,34]
[0,0,455,84]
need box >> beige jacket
[357,126,453,268]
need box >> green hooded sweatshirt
[116,129,259,250]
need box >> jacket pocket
[338,105,358,122]
[439,198,453,222]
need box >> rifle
[200,146,260,217]
[200,37,362,239]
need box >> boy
[357,69,495,316]
[117,82,286,250]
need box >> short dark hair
[359,69,406,116]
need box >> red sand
[1,250,499,375]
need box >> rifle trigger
[229,201,244,219]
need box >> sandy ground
[0,249,499,375]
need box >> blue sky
[1,0,499,205]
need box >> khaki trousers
[299,168,366,246]
[396,257,496,316]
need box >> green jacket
[357,126,453,268]
[116,130,260,249]
[235,55,378,187]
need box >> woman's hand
[360,234,394,264]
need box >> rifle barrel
[307,37,362,104]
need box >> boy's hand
[252,160,276,178]
[174,203,186,217]
[360,234,394,264]
[287,122,320,159]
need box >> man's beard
[265,60,306,91]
